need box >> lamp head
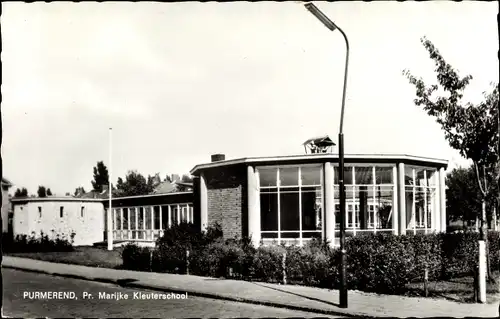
[304,2,338,32]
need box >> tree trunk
[494,207,498,231]
[481,199,495,282]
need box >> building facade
[103,192,194,246]
[11,197,105,246]
[191,154,448,247]
[1,178,14,234]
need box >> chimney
[171,174,180,182]
[211,154,226,162]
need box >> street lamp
[304,2,350,308]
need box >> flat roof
[11,197,104,203]
[104,191,192,201]
[11,192,194,204]
[190,153,449,175]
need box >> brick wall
[204,165,247,239]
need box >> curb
[3,265,373,318]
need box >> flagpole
[107,127,113,251]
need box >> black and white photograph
[0,1,499,318]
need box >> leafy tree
[74,186,86,196]
[37,186,47,198]
[13,188,28,198]
[116,170,154,197]
[446,167,482,226]
[147,173,162,190]
[403,36,499,236]
[403,37,499,282]
[181,174,193,183]
[91,161,110,193]
[46,188,53,196]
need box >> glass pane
[405,186,415,229]
[260,193,278,231]
[281,232,300,238]
[258,168,277,187]
[334,167,353,185]
[154,206,161,230]
[161,206,169,229]
[355,167,373,185]
[301,187,322,231]
[302,231,322,239]
[280,192,300,231]
[130,208,136,230]
[172,206,179,225]
[122,208,129,230]
[279,167,299,186]
[415,168,426,187]
[138,207,145,230]
[427,188,436,228]
[301,165,322,185]
[404,166,414,186]
[376,186,394,229]
[356,186,370,230]
[415,188,426,228]
[115,209,121,230]
[145,207,152,229]
[426,169,437,187]
[375,166,393,184]
[262,232,278,239]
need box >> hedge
[2,231,75,253]
[122,226,500,296]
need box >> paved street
[2,269,340,318]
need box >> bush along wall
[121,227,500,296]
[2,231,75,253]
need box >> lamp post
[304,2,350,308]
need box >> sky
[1,1,498,196]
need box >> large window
[334,165,395,233]
[405,166,437,232]
[258,165,322,243]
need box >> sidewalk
[2,256,499,318]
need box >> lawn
[406,272,500,304]
[5,246,123,269]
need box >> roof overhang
[190,153,449,175]
[11,197,104,203]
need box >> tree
[91,161,110,193]
[181,174,193,183]
[403,37,499,284]
[74,186,86,197]
[403,37,499,235]
[115,170,154,197]
[46,188,53,196]
[37,186,47,198]
[13,188,28,198]
[446,167,483,226]
[147,173,162,190]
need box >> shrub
[345,234,415,294]
[252,245,286,283]
[408,233,443,282]
[285,239,337,288]
[190,238,248,278]
[440,231,479,278]
[2,231,74,253]
[148,222,223,274]
[122,243,152,271]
